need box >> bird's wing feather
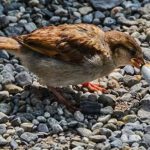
[17,24,110,63]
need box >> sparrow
[0,24,144,111]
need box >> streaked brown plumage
[0,23,145,111]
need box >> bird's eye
[130,50,136,56]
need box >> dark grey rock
[123,75,140,87]
[51,124,63,134]
[11,117,21,126]
[82,13,93,23]
[20,132,38,143]
[0,16,9,29]
[89,0,123,10]
[98,95,115,108]
[7,16,18,23]
[15,71,32,86]
[24,22,37,32]
[37,123,49,133]
[103,17,116,27]
[0,103,11,115]
[94,11,105,20]
[15,127,24,136]
[0,4,4,15]
[0,50,9,59]
[0,124,6,135]
[0,135,8,146]
[4,26,24,36]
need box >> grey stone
[55,8,68,16]
[0,16,9,29]
[15,71,32,86]
[89,0,123,10]
[71,141,87,148]
[123,75,140,87]
[4,26,24,36]
[2,71,15,84]
[100,106,114,115]
[83,13,93,23]
[0,50,9,59]
[37,116,46,123]
[10,139,18,150]
[0,135,8,145]
[128,134,141,143]
[51,124,63,134]
[97,115,111,123]
[109,72,123,81]
[7,16,18,23]
[123,65,135,75]
[0,124,6,135]
[103,17,116,27]
[50,16,60,23]
[24,22,37,32]
[111,139,123,148]
[29,0,39,6]
[77,128,92,137]
[15,127,24,136]
[143,134,150,147]
[142,47,150,61]
[79,6,93,15]
[20,132,38,143]
[74,111,84,122]
[91,122,103,131]
[0,103,11,115]
[94,11,105,20]
[99,128,112,137]
[72,146,84,150]
[37,123,49,133]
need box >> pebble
[10,139,18,150]
[89,0,123,10]
[111,139,123,148]
[78,6,93,15]
[21,123,34,132]
[0,135,8,146]
[0,124,6,135]
[122,115,137,123]
[89,135,106,143]
[97,115,111,123]
[0,103,11,115]
[91,122,103,131]
[143,134,150,147]
[4,84,23,94]
[20,132,38,143]
[37,123,49,133]
[82,13,93,23]
[0,91,9,100]
[77,128,92,137]
[103,17,116,26]
[15,71,32,86]
[100,106,114,115]
[24,22,37,32]
[123,65,135,75]
[74,111,84,122]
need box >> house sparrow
[0,24,144,110]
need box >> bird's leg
[48,86,77,112]
[82,82,107,92]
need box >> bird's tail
[0,36,21,51]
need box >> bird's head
[105,31,144,69]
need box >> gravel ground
[0,0,150,149]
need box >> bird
[0,23,145,111]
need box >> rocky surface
[0,0,149,149]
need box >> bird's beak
[131,58,145,69]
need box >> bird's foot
[48,86,78,112]
[82,82,107,92]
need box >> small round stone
[74,111,84,122]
